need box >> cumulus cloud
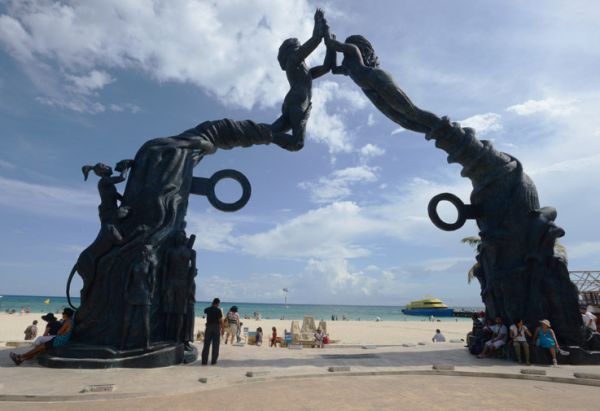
[308,81,368,153]
[359,143,385,160]
[232,175,471,263]
[0,175,97,219]
[459,112,502,136]
[298,165,378,203]
[506,97,577,116]
[0,0,317,111]
[66,70,114,95]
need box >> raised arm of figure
[309,43,336,79]
[292,8,324,63]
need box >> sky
[1,0,599,306]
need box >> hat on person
[41,313,57,322]
[231,306,238,313]
[539,319,551,327]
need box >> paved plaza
[1,343,599,410]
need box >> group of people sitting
[9,308,75,365]
[469,315,562,366]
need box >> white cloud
[66,70,114,95]
[0,159,16,169]
[36,96,106,114]
[233,175,472,263]
[566,241,600,260]
[506,97,577,116]
[308,80,368,153]
[367,113,376,126]
[305,258,374,295]
[359,143,385,160]
[298,165,378,203]
[391,127,405,135]
[109,103,141,113]
[0,0,317,111]
[0,175,97,219]
[186,212,235,252]
[459,112,502,136]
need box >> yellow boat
[402,297,454,317]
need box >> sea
[0,295,480,322]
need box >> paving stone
[246,371,270,377]
[521,369,546,375]
[328,366,351,372]
[81,384,115,393]
[573,372,600,380]
[432,364,454,371]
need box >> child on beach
[270,327,278,347]
[256,327,263,346]
[314,328,324,348]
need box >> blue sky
[1,0,599,306]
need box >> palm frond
[467,262,479,284]
[461,236,481,248]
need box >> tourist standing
[510,319,531,365]
[224,306,240,344]
[201,298,223,365]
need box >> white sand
[0,313,471,345]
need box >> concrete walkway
[1,343,599,410]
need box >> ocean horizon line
[0,294,483,310]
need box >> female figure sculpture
[324,32,439,133]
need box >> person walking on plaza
[201,298,223,365]
[224,306,240,345]
[24,320,38,340]
[510,318,531,365]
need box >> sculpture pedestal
[38,342,197,369]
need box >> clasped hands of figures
[270,8,439,153]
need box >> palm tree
[460,236,568,283]
[461,236,480,284]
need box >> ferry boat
[402,297,454,317]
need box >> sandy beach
[0,313,471,346]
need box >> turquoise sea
[0,295,480,322]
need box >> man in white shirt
[432,329,446,342]
[581,306,597,332]
[478,316,507,358]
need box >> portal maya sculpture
[46,9,588,368]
